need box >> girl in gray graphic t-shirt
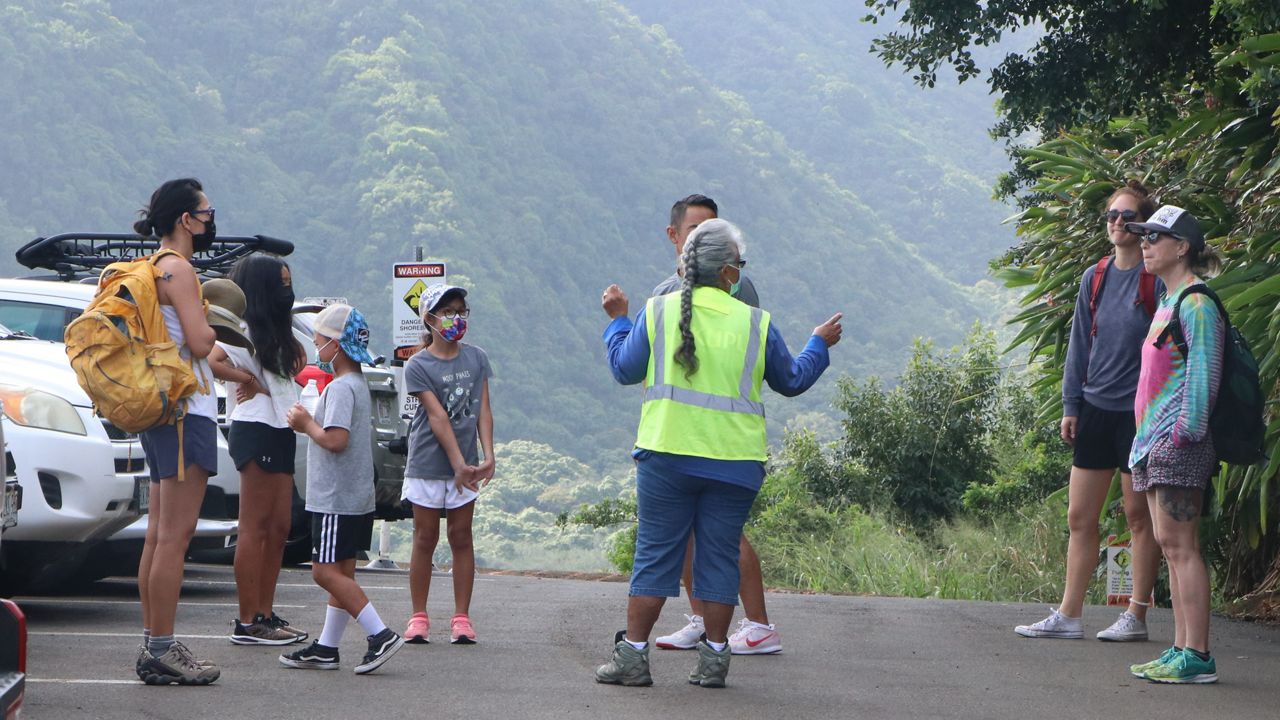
[400,284,494,645]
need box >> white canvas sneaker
[1096,610,1148,641]
[1014,608,1084,639]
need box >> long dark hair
[134,178,204,238]
[229,255,304,378]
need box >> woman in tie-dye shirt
[1123,205,1224,685]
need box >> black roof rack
[15,233,294,280]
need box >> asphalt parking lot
[16,564,1280,720]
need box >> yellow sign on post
[1105,534,1134,606]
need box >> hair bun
[132,216,154,237]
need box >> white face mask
[316,338,337,373]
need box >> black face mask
[275,285,295,312]
[191,218,217,252]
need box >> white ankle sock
[625,638,648,650]
[318,605,349,647]
[355,603,388,636]
[707,639,727,652]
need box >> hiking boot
[728,618,782,655]
[688,637,731,689]
[1096,610,1147,642]
[450,614,477,644]
[355,628,404,675]
[1130,646,1180,678]
[173,641,215,668]
[1145,648,1218,684]
[595,630,653,686]
[279,641,340,670]
[655,614,704,650]
[137,643,221,686]
[267,613,309,643]
[230,614,298,646]
[1014,608,1083,639]
[405,612,430,644]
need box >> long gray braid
[673,218,745,379]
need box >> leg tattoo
[1158,487,1202,523]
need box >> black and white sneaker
[279,641,340,670]
[354,628,404,675]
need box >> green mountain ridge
[0,0,997,468]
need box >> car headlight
[0,384,88,436]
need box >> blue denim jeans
[629,455,758,606]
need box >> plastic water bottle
[299,379,320,415]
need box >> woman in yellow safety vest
[594,218,842,689]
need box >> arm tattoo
[1158,487,1202,522]
[159,272,173,282]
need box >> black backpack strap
[1154,284,1229,358]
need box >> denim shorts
[139,414,219,483]
[630,455,758,606]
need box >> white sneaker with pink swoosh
[728,618,782,655]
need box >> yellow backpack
[64,249,204,440]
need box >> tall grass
[751,498,1092,603]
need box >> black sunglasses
[191,208,216,223]
[1140,231,1179,245]
[726,259,747,269]
[1104,209,1138,223]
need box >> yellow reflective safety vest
[636,286,769,461]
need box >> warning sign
[392,261,447,351]
[1105,535,1135,606]
[402,279,428,314]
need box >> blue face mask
[316,338,336,374]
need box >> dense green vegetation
[0,0,1009,471]
[867,0,1280,612]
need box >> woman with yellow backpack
[130,178,223,685]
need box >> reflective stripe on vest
[644,297,766,417]
[636,288,769,462]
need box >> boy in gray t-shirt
[284,303,403,674]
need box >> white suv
[0,324,145,591]
[0,279,240,587]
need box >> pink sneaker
[404,613,430,644]
[450,614,476,644]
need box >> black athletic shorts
[228,421,297,474]
[1073,400,1137,474]
[311,512,375,564]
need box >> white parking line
[30,632,226,640]
[13,599,306,608]
[183,580,408,590]
[28,678,139,685]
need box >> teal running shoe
[1145,648,1218,684]
[1130,646,1179,678]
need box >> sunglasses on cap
[1104,209,1138,223]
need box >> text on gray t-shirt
[305,372,375,515]
[405,344,493,480]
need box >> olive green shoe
[1145,648,1218,684]
[595,631,653,687]
[1130,646,1179,678]
[688,639,731,689]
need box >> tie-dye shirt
[1129,280,1226,468]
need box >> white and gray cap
[1125,205,1206,250]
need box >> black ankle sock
[1186,647,1210,661]
[1173,645,1182,652]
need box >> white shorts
[401,477,478,510]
